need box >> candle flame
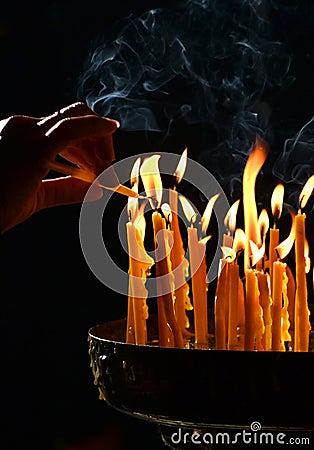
[128,181,139,222]
[140,154,163,209]
[232,228,247,254]
[299,174,314,210]
[258,208,269,244]
[221,246,236,262]
[130,157,141,187]
[305,237,311,274]
[224,199,240,234]
[174,148,188,185]
[161,202,172,223]
[274,209,296,260]
[243,138,268,264]
[133,203,147,243]
[200,235,212,246]
[201,193,220,235]
[271,183,284,220]
[179,195,197,224]
[250,240,265,267]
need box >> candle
[244,268,259,351]
[269,183,284,294]
[214,261,228,350]
[294,212,310,351]
[179,194,217,347]
[286,264,296,332]
[228,260,239,350]
[256,271,272,351]
[272,260,286,351]
[282,269,291,347]
[269,227,279,293]
[126,164,154,345]
[152,210,184,348]
[188,226,209,347]
[126,221,153,345]
[169,188,191,333]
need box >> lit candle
[294,212,309,351]
[180,194,217,347]
[269,183,284,295]
[126,159,154,345]
[126,220,153,345]
[187,225,209,347]
[152,210,184,348]
[242,138,268,269]
[249,241,266,351]
[139,154,184,348]
[294,176,313,351]
[168,149,192,334]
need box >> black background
[1,1,314,449]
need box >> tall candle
[272,260,285,351]
[228,261,239,350]
[237,276,245,350]
[245,268,259,351]
[269,227,279,295]
[282,269,291,347]
[286,264,296,332]
[294,213,310,351]
[152,210,184,348]
[214,261,228,350]
[188,226,208,347]
[126,221,153,345]
[256,271,272,351]
[169,188,191,333]
[269,183,284,294]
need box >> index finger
[44,115,119,158]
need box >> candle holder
[88,313,314,449]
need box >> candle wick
[275,248,281,261]
[298,195,304,214]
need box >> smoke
[77,0,293,197]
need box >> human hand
[0,102,119,233]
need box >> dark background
[1,1,314,449]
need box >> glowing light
[140,154,163,208]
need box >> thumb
[37,177,103,210]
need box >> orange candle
[257,271,272,351]
[188,226,208,347]
[244,268,259,351]
[294,213,310,351]
[237,276,245,350]
[126,221,153,345]
[272,260,286,351]
[269,227,279,293]
[228,261,239,350]
[169,188,192,333]
[269,183,284,293]
[282,269,291,347]
[152,210,184,348]
[214,261,228,350]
